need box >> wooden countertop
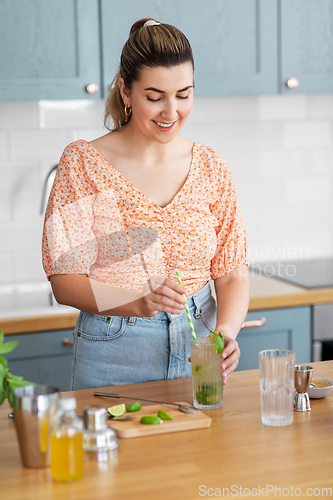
[2,274,333,335]
[248,272,333,310]
[1,361,332,500]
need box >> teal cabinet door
[0,0,101,101]
[236,306,311,371]
[280,0,333,94]
[101,0,278,97]
[4,330,74,392]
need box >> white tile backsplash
[1,221,43,252]
[311,148,333,173]
[0,193,10,221]
[285,176,331,203]
[309,202,333,230]
[13,249,45,282]
[258,95,308,121]
[189,96,260,123]
[309,95,333,119]
[0,132,9,160]
[284,121,332,148]
[0,160,40,192]
[10,130,71,160]
[12,190,41,220]
[70,127,107,142]
[0,253,14,284]
[0,94,332,284]
[0,102,38,130]
[260,149,311,176]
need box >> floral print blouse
[42,140,248,295]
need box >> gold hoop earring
[124,105,132,117]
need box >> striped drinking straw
[176,270,197,342]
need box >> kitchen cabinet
[236,306,312,371]
[0,0,101,101]
[280,0,333,94]
[4,329,73,391]
[1,0,332,101]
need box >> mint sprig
[0,331,36,408]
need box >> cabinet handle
[286,77,299,89]
[241,317,266,329]
[85,82,99,94]
[62,338,74,346]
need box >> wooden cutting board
[108,402,212,438]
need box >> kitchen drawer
[4,329,74,360]
[236,306,311,370]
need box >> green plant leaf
[8,379,32,391]
[7,379,35,408]
[8,390,14,408]
[0,387,5,406]
[6,374,23,382]
[0,363,6,379]
[0,335,37,409]
[0,340,19,354]
[0,355,8,368]
[7,380,23,392]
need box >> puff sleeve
[42,143,98,279]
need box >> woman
[42,18,249,390]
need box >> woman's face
[119,63,194,144]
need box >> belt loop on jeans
[127,317,136,325]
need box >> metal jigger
[294,365,313,411]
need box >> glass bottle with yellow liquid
[50,396,84,481]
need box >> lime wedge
[157,410,173,420]
[210,331,225,354]
[126,401,142,413]
[140,415,162,425]
[107,404,126,417]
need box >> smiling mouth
[153,120,177,130]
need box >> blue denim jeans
[70,282,217,390]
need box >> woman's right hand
[139,276,186,317]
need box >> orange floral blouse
[42,139,248,295]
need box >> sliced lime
[140,415,162,425]
[107,403,126,417]
[157,410,173,420]
[210,331,225,354]
[126,401,142,412]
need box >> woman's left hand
[219,334,240,384]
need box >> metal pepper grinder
[294,365,313,411]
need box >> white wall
[0,94,332,285]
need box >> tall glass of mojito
[190,334,224,410]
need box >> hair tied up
[143,20,161,28]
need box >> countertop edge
[249,287,333,311]
[1,313,80,335]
